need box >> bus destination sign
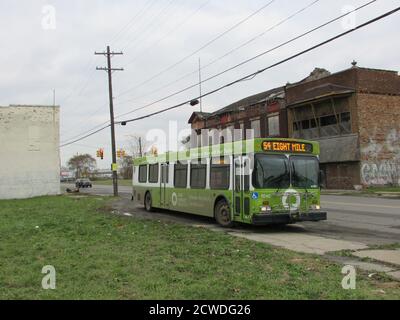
[262,141,313,154]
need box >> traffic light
[97,148,104,160]
[117,149,126,159]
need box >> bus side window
[139,165,147,183]
[149,164,159,183]
[190,161,207,189]
[174,162,188,188]
[210,157,230,190]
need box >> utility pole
[198,57,203,113]
[138,137,143,158]
[95,46,123,197]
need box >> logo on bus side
[171,192,178,207]
[282,189,301,210]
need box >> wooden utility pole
[95,46,123,197]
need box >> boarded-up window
[268,115,280,136]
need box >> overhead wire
[59,5,400,147]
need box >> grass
[365,187,400,193]
[1,196,400,300]
[93,179,132,187]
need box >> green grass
[365,187,400,193]
[93,179,132,187]
[0,196,399,300]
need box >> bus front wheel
[215,200,234,228]
[144,192,153,212]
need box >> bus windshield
[253,154,319,190]
[290,156,319,189]
[253,154,290,189]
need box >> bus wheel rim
[219,205,230,223]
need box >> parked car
[75,178,92,188]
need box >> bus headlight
[310,204,321,210]
[261,206,272,213]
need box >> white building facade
[0,105,60,199]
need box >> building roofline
[287,66,399,89]
[3,104,60,108]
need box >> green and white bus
[132,138,327,227]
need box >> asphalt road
[62,183,400,246]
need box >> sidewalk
[322,189,400,199]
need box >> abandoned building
[188,86,287,147]
[189,63,400,189]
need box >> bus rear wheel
[215,199,234,228]
[144,192,153,212]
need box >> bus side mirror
[319,170,326,189]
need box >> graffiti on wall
[361,129,400,186]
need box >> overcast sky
[1,0,399,168]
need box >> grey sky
[1,0,399,168]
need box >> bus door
[160,163,168,208]
[234,156,250,218]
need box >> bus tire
[214,199,234,228]
[144,192,153,212]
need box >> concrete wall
[357,94,400,186]
[0,105,60,199]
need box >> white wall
[0,105,60,199]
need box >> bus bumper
[252,211,327,225]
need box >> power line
[121,0,180,54]
[116,0,276,97]
[60,0,373,143]
[114,0,377,119]
[116,0,324,106]
[117,6,400,125]
[59,0,158,131]
[60,124,111,148]
[124,0,212,68]
[60,4,398,147]
[109,0,159,47]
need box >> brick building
[286,65,400,189]
[189,63,400,189]
[188,86,287,147]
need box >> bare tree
[119,155,133,180]
[67,154,96,179]
[126,134,149,158]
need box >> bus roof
[133,138,320,165]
